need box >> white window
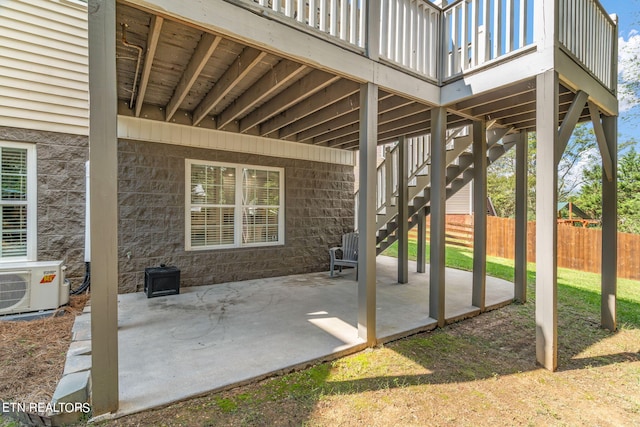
[186,160,284,250]
[0,142,36,261]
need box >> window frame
[0,141,37,262]
[185,159,285,251]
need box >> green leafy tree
[487,132,536,218]
[487,124,596,219]
[575,148,640,234]
[557,124,600,200]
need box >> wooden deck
[116,0,617,150]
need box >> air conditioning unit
[0,261,69,316]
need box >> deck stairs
[355,126,518,255]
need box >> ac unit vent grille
[0,273,28,310]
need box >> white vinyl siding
[0,141,36,261]
[0,0,89,135]
[186,160,285,250]
[447,182,473,214]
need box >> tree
[618,31,640,114]
[557,124,600,200]
[487,132,536,218]
[487,124,597,219]
[575,148,640,234]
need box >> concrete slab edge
[47,312,93,426]
[92,299,515,422]
[445,308,483,325]
[99,341,370,421]
[377,321,439,345]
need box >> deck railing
[249,0,366,48]
[442,0,533,79]
[375,134,435,215]
[379,0,440,80]
[558,0,617,91]
[237,0,614,90]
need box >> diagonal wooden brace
[589,102,614,182]
[556,90,589,162]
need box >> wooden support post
[514,131,528,303]
[535,70,559,371]
[590,102,614,182]
[398,136,409,284]
[429,107,447,327]
[472,120,487,310]
[384,147,393,207]
[357,82,378,345]
[601,115,617,331]
[89,0,119,414]
[417,208,426,273]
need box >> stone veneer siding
[118,139,355,293]
[0,126,88,285]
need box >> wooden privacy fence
[408,215,640,280]
[412,215,475,248]
[485,216,640,281]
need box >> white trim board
[117,116,356,166]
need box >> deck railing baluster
[239,0,613,91]
[492,0,502,59]
[309,0,317,27]
[518,0,527,48]
[380,0,389,57]
[558,0,616,92]
[506,0,514,52]
[318,0,327,30]
[339,0,348,40]
[389,0,397,61]
[359,0,365,47]
[330,0,338,37]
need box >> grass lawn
[72,244,640,425]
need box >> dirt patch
[0,294,88,404]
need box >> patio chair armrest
[329,246,342,261]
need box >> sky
[599,0,640,145]
[559,1,640,193]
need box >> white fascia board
[440,50,553,106]
[373,63,440,106]
[555,52,618,116]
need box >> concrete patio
[79,256,513,417]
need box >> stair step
[446,165,460,180]
[412,196,426,207]
[374,128,519,255]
